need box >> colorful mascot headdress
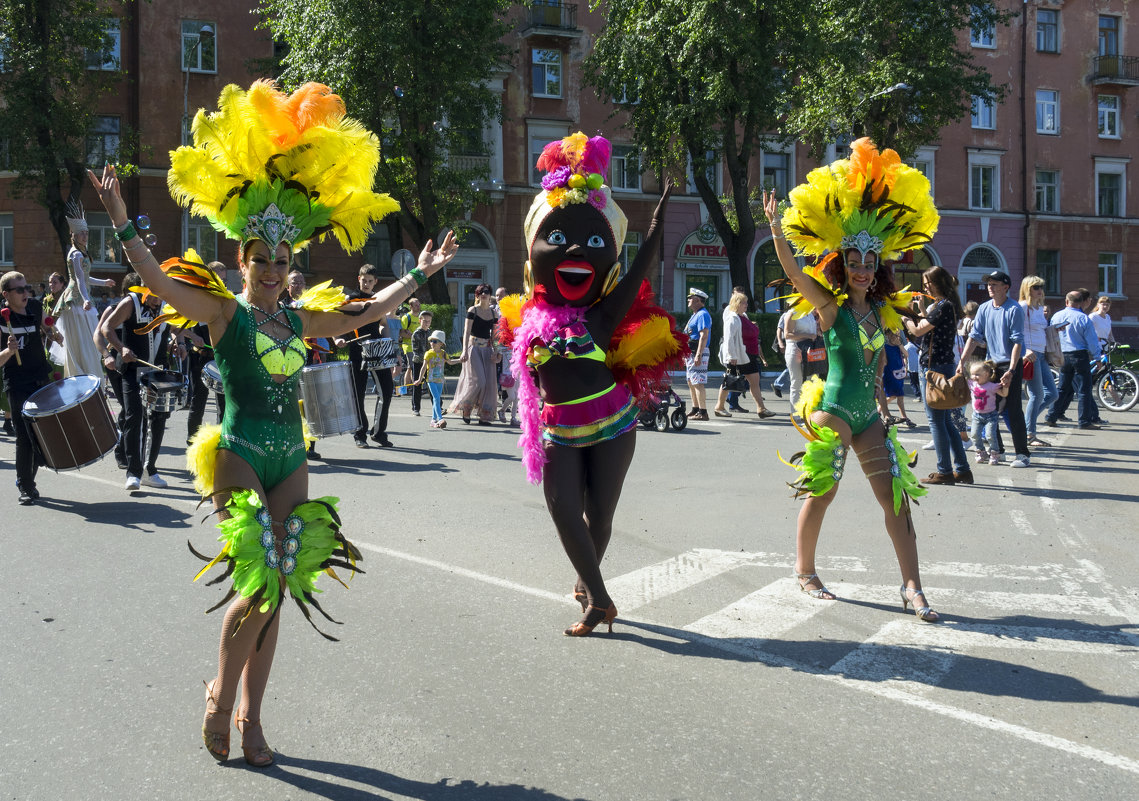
[167,80,399,254]
[781,137,938,263]
[523,132,628,256]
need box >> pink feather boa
[511,299,587,484]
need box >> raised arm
[87,165,234,328]
[299,232,458,340]
[597,181,671,331]
[762,190,839,331]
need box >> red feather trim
[609,281,690,404]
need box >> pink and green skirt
[541,383,638,447]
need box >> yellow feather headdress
[781,138,938,262]
[168,80,399,253]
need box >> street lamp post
[182,24,213,252]
[852,82,911,140]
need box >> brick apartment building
[2,1,1135,341]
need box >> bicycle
[1092,342,1138,412]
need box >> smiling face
[242,240,293,306]
[843,249,878,294]
[529,204,617,306]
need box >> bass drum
[299,361,362,438]
[22,375,118,471]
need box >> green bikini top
[249,301,306,377]
[528,321,606,366]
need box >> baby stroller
[637,381,688,432]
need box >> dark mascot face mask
[529,203,617,307]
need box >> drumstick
[0,308,21,366]
[127,357,163,371]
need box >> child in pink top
[968,360,1009,465]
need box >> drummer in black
[100,282,184,491]
[334,263,385,448]
[1,270,61,505]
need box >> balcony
[1090,54,1139,87]
[520,2,581,39]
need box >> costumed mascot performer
[498,133,685,636]
[764,137,941,622]
[87,80,458,766]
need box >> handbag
[925,369,969,410]
[722,366,748,392]
[1044,324,1063,369]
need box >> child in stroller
[637,380,688,432]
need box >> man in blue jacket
[1045,289,1102,429]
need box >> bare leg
[851,420,938,621]
[745,372,769,413]
[713,383,730,413]
[793,411,852,598]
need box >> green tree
[257,0,515,302]
[585,0,1010,298]
[0,0,129,260]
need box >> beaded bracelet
[114,222,138,242]
[409,267,427,286]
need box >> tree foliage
[585,0,1011,297]
[257,0,515,301]
[0,0,128,259]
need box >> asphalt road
[2,383,1138,801]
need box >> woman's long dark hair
[922,265,963,319]
[822,250,899,306]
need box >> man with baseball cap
[684,288,712,420]
[959,270,1032,467]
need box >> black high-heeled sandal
[564,603,618,637]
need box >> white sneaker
[921,440,935,450]
[124,475,141,491]
[1010,455,1030,469]
[142,473,168,488]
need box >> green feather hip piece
[886,425,927,514]
[781,424,847,498]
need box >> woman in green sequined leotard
[764,189,939,623]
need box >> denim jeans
[971,409,1002,452]
[427,381,443,422]
[1048,350,1097,427]
[1023,357,1058,437]
[920,363,969,475]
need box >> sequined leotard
[214,297,308,490]
[816,303,885,435]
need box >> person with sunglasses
[1,271,63,505]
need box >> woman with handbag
[1018,276,1058,446]
[904,266,972,485]
[713,291,776,418]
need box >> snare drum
[22,376,118,471]
[140,369,187,414]
[299,361,362,438]
[202,360,224,394]
[360,337,400,370]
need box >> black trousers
[368,367,394,438]
[122,365,170,477]
[349,351,369,440]
[410,359,424,413]
[992,360,1029,458]
[6,386,42,492]
[106,367,127,464]
[1049,350,1097,427]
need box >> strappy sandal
[795,572,836,600]
[202,679,231,761]
[235,717,275,768]
[900,586,940,623]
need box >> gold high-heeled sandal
[202,679,231,761]
[795,573,836,600]
[900,585,940,623]
[564,603,617,637]
[235,717,275,768]
[572,586,588,614]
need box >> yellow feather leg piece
[187,424,223,497]
[193,544,230,583]
[789,415,819,443]
[324,566,350,590]
[795,375,826,420]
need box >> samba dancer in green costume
[88,81,458,767]
[763,137,940,623]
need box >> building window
[971,96,995,130]
[1036,9,1059,53]
[87,212,122,266]
[86,116,120,165]
[1099,252,1122,295]
[1036,250,1060,295]
[1035,90,1059,134]
[619,232,641,272]
[1097,172,1123,217]
[0,213,14,265]
[970,5,995,48]
[186,216,218,265]
[363,228,393,277]
[686,151,720,195]
[613,84,639,105]
[1099,15,1118,56]
[86,18,120,71]
[1035,170,1058,213]
[182,20,216,73]
[905,147,937,196]
[761,151,790,199]
[531,49,562,98]
[611,145,640,192]
[529,124,570,186]
[1098,96,1120,139]
[970,164,996,210]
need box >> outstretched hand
[86,164,128,226]
[762,189,779,228]
[645,179,673,240]
[417,230,460,277]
